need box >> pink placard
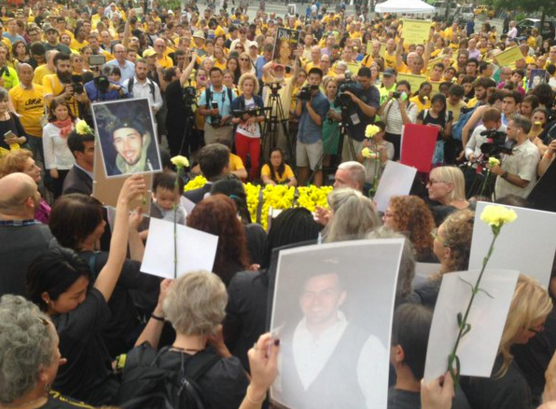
[400,124,438,173]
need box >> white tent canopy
[375,0,435,14]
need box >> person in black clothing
[0,295,95,409]
[26,175,147,406]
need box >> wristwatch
[501,171,509,180]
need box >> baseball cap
[142,48,157,58]
[383,68,397,77]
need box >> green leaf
[457,312,463,326]
[458,277,474,292]
[462,323,472,337]
[477,288,495,299]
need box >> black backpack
[117,344,220,409]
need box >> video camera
[93,75,110,94]
[269,82,282,95]
[480,129,515,158]
[182,86,197,107]
[299,85,319,101]
[336,72,359,106]
[232,107,261,118]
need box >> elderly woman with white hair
[118,271,249,409]
[426,166,471,225]
[0,295,69,409]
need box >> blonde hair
[325,188,381,242]
[436,209,474,276]
[0,149,33,178]
[238,72,259,95]
[430,166,466,203]
[497,275,553,377]
[163,271,227,336]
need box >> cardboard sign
[424,269,519,381]
[469,202,556,288]
[398,72,428,94]
[373,161,417,212]
[494,46,525,69]
[402,19,431,45]
[400,124,438,173]
[270,239,404,409]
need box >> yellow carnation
[365,124,380,138]
[75,120,93,135]
[488,157,500,167]
[171,155,190,168]
[362,147,378,159]
[184,175,207,191]
[480,205,518,228]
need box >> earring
[44,383,51,393]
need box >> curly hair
[238,72,259,95]
[0,148,33,178]
[389,196,435,259]
[0,295,56,403]
[187,194,250,285]
[438,209,474,276]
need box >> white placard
[373,161,417,212]
[469,202,556,288]
[180,196,196,214]
[269,239,405,409]
[424,269,519,382]
[141,218,219,279]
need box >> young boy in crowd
[151,172,187,224]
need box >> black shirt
[346,83,380,142]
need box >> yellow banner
[366,42,373,55]
[402,19,432,45]
[426,57,442,74]
[495,46,525,68]
[398,73,428,94]
[379,43,386,58]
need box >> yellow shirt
[157,54,174,68]
[33,64,54,86]
[42,74,79,117]
[409,95,431,113]
[69,39,88,52]
[261,163,295,183]
[230,153,245,172]
[214,60,227,70]
[9,84,45,137]
[467,97,479,108]
[384,52,397,69]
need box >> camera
[211,101,222,128]
[182,86,197,107]
[480,129,515,158]
[93,75,110,94]
[299,85,319,101]
[71,74,84,95]
[269,82,282,95]
[232,107,260,119]
[392,91,401,99]
[336,73,360,106]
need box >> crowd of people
[1,0,556,408]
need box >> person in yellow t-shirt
[229,152,247,180]
[409,82,432,113]
[9,63,45,160]
[384,38,397,70]
[153,38,174,68]
[261,147,297,186]
[69,26,88,52]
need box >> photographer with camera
[231,73,266,181]
[43,53,89,119]
[199,67,237,146]
[85,66,130,102]
[295,67,330,187]
[338,66,380,162]
[489,115,540,199]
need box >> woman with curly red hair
[383,196,437,262]
[187,194,250,285]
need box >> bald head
[0,173,38,218]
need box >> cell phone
[89,55,107,66]
[211,102,219,109]
[4,130,15,140]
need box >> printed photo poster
[529,69,547,90]
[92,98,162,178]
[269,239,405,409]
[424,269,519,381]
[273,28,301,68]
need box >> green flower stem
[447,225,501,383]
[479,170,491,197]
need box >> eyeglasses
[430,228,447,245]
[240,58,249,61]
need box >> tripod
[262,90,294,160]
[179,103,199,158]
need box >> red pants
[235,132,261,181]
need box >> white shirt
[278,312,388,409]
[122,76,163,112]
[495,139,540,199]
[384,101,418,135]
[42,122,76,170]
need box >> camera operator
[198,67,237,145]
[43,53,89,119]
[489,115,540,199]
[465,108,506,163]
[295,67,330,187]
[337,66,380,162]
[85,66,130,102]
